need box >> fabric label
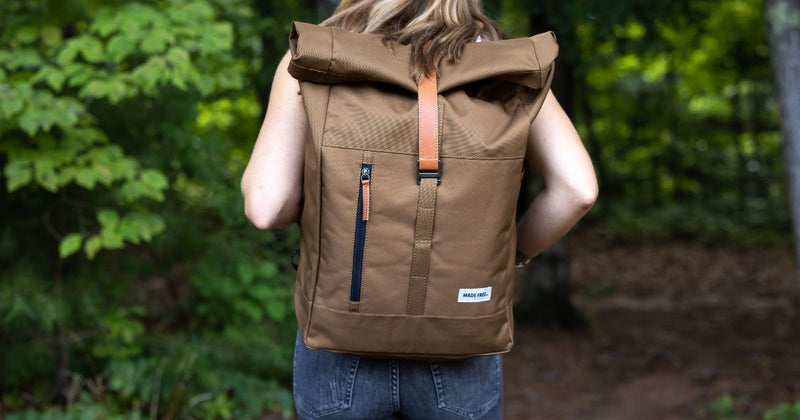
[457,287,492,303]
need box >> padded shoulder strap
[287,21,558,93]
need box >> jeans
[293,333,503,419]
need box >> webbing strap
[407,177,438,314]
[407,74,439,315]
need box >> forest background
[1,0,797,418]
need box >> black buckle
[417,160,442,185]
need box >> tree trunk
[316,0,337,17]
[765,0,800,279]
[515,241,586,328]
[512,10,586,329]
[253,0,276,114]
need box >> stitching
[361,158,372,304]
[347,160,358,304]
[326,26,333,74]
[308,299,510,320]
[322,144,525,160]
[530,37,543,88]
[391,360,400,412]
[305,84,333,340]
[288,61,348,77]
[434,91,440,161]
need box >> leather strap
[417,75,439,172]
[407,73,440,315]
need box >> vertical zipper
[350,164,371,302]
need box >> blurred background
[1,0,798,418]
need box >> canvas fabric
[287,21,558,359]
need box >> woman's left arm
[241,51,308,230]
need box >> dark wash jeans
[293,333,503,419]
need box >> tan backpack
[287,21,558,359]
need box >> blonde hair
[320,0,505,80]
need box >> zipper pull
[361,166,371,221]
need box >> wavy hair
[320,0,506,80]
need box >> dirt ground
[503,230,800,420]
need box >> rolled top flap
[288,21,558,93]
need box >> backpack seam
[322,144,525,160]
[309,299,509,320]
[306,84,333,341]
[326,26,333,74]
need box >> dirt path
[503,231,800,419]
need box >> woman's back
[241,1,598,418]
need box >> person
[241,0,598,418]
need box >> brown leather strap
[407,73,440,315]
[417,75,439,172]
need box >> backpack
[287,21,558,359]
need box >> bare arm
[241,51,308,229]
[516,90,598,258]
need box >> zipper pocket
[350,163,371,302]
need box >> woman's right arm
[241,52,308,230]
[516,90,599,259]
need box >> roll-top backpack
[287,21,558,359]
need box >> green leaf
[15,26,39,44]
[107,35,136,63]
[90,9,120,37]
[75,168,97,189]
[77,36,105,63]
[131,57,167,91]
[126,211,165,241]
[266,301,287,321]
[140,169,168,190]
[140,33,168,54]
[183,2,215,22]
[119,180,143,201]
[101,229,125,249]
[234,300,263,322]
[93,162,115,186]
[79,80,108,99]
[56,42,81,66]
[59,233,83,259]
[57,166,77,187]
[202,23,234,52]
[84,235,102,259]
[105,79,130,104]
[0,89,25,118]
[36,66,67,91]
[98,209,120,229]
[4,160,33,192]
[6,49,42,69]
[41,26,62,46]
[256,261,278,278]
[167,8,190,24]
[18,111,40,137]
[34,159,58,192]
[117,220,141,244]
[37,110,58,132]
[63,63,95,87]
[248,284,272,301]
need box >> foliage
[702,394,743,420]
[1,0,314,417]
[701,394,800,420]
[501,0,788,243]
[764,401,800,420]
